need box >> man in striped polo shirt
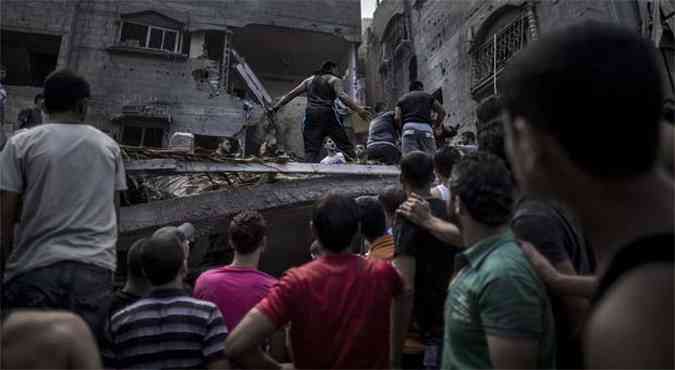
[106,233,229,369]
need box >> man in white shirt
[1,69,127,336]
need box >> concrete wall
[2,0,361,153]
[365,0,644,138]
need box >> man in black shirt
[367,102,400,164]
[391,151,455,369]
[395,81,446,156]
[273,61,369,163]
[501,22,673,368]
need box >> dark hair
[500,21,664,177]
[400,151,434,189]
[409,81,424,91]
[356,196,387,241]
[450,151,513,226]
[665,97,674,125]
[229,211,267,254]
[126,238,147,280]
[312,192,359,252]
[34,94,44,105]
[43,69,91,114]
[320,61,338,74]
[378,185,407,215]
[434,146,462,179]
[141,235,184,286]
[374,102,386,114]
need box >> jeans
[3,261,114,337]
[401,128,436,156]
[303,108,355,163]
[367,143,401,165]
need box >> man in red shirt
[224,193,403,369]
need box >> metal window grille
[471,15,529,89]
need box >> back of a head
[500,21,664,178]
[379,185,407,216]
[400,151,434,189]
[126,238,147,280]
[229,210,267,254]
[43,69,91,115]
[141,235,184,286]
[434,146,462,180]
[312,192,360,252]
[2,311,101,369]
[356,196,387,241]
[374,102,386,114]
[409,80,424,92]
[321,61,337,74]
[450,151,513,227]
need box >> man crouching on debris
[272,61,370,163]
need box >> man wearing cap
[153,223,195,257]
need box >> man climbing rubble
[272,61,370,163]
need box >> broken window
[471,8,529,93]
[120,124,165,148]
[382,14,407,59]
[119,21,180,52]
[0,30,61,87]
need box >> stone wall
[365,0,644,139]
[2,0,361,153]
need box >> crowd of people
[1,21,674,370]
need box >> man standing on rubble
[272,61,370,163]
[396,81,446,156]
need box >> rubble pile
[121,146,310,204]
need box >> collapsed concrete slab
[118,173,399,281]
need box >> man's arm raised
[273,79,308,112]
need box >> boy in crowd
[500,21,673,368]
[430,145,462,203]
[1,70,127,335]
[106,234,229,369]
[224,193,402,369]
[356,196,394,260]
[194,211,277,332]
[391,151,455,369]
[108,238,151,316]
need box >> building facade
[1,0,362,155]
[364,0,674,141]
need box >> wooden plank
[124,159,400,176]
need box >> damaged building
[364,0,675,143]
[1,0,376,280]
[1,0,364,156]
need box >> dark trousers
[303,108,355,163]
[367,143,401,165]
[3,261,113,337]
